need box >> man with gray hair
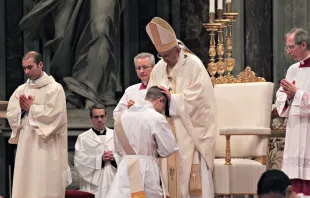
[113,52,155,118]
[275,28,310,196]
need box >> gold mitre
[146,17,178,54]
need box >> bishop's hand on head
[158,86,171,99]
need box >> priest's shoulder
[77,128,93,139]
[50,79,66,92]
[185,53,205,68]
[14,83,27,92]
[106,127,113,133]
[287,61,300,73]
[124,83,141,93]
[150,110,168,123]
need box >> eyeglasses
[157,47,177,59]
[135,65,153,71]
[285,44,300,52]
[92,115,105,119]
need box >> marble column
[157,0,170,23]
[273,0,310,92]
[171,0,181,38]
[5,0,24,99]
[122,0,140,89]
[139,0,157,55]
[0,134,6,197]
[231,0,244,75]
[179,0,244,75]
[244,0,273,82]
[0,0,5,101]
[23,0,40,76]
[180,0,209,66]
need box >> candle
[218,0,223,10]
[225,0,232,13]
[210,0,215,13]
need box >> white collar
[29,72,47,84]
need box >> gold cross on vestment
[169,167,175,181]
[191,171,198,182]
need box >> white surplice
[6,73,68,198]
[276,61,310,180]
[147,49,217,198]
[74,127,120,197]
[107,100,179,198]
[113,83,147,119]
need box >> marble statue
[19,0,123,109]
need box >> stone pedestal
[0,101,8,128]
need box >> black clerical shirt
[92,128,117,168]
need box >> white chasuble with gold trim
[148,49,217,198]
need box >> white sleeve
[113,130,123,158]
[153,116,179,157]
[66,164,72,187]
[28,109,37,126]
[275,86,290,117]
[275,66,295,117]
[290,90,310,116]
[168,96,178,116]
[113,90,129,119]
[74,136,102,186]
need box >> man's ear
[301,41,307,49]
[160,97,165,103]
[286,185,294,195]
[38,62,43,68]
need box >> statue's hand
[85,99,95,110]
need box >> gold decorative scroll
[213,66,266,84]
[235,66,266,83]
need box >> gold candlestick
[209,12,216,23]
[215,18,230,84]
[217,9,223,19]
[223,12,238,83]
[203,12,221,85]
[225,1,232,13]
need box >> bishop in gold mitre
[146,17,217,198]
